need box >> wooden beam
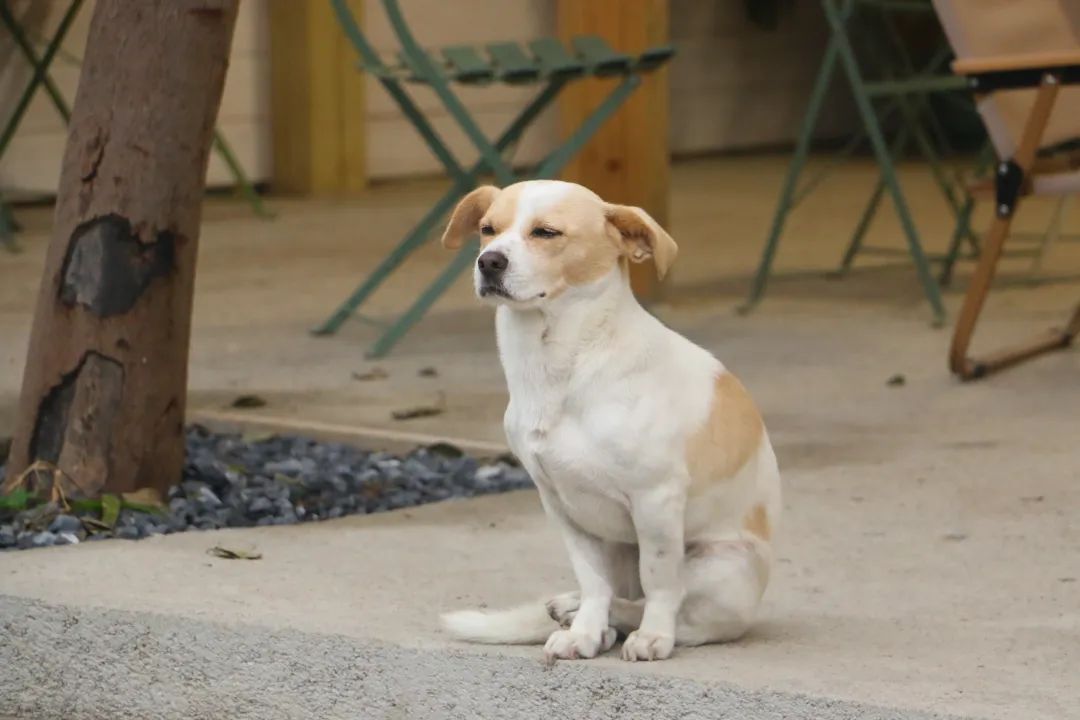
[268,0,365,194]
[557,0,671,300]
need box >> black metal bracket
[967,66,1080,92]
[994,160,1024,218]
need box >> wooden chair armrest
[952,50,1080,76]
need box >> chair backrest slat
[932,0,1080,157]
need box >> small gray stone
[248,496,273,516]
[55,532,80,546]
[31,531,58,548]
[475,465,503,482]
[196,486,223,509]
[115,526,141,540]
[0,525,16,548]
[48,514,83,535]
[265,458,305,475]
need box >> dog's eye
[480,224,495,236]
[531,227,562,239]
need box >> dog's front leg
[536,486,618,662]
[623,484,686,661]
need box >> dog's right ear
[441,186,499,249]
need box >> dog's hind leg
[674,539,771,646]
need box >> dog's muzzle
[477,250,511,298]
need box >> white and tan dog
[439,180,781,662]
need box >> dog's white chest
[498,314,638,542]
[506,401,638,543]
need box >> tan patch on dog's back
[686,371,764,491]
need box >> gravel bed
[0,426,531,551]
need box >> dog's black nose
[477,250,508,278]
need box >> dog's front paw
[621,631,675,662]
[543,628,616,664]
[545,592,580,627]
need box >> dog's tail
[440,601,555,645]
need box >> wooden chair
[933,0,1080,379]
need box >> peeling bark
[59,215,176,317]
[5,1,239,496]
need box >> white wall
[669,1,854,155]
[0,0,272,195]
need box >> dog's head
[440,180,677,307]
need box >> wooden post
[268,0,366,195]
[557,0,671,300]
[4,0,239,497]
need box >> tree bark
[4,0,239,497]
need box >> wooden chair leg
[950,214,1011,378]
[948,73,1076,380]
[950,211,1079,380]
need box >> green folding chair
[740,0,976,326]
[315,0,674,357]
[0,0,270,252]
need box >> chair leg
[312,183,468,336]
[0,199,17,253]
[0,0,83,155]
[825,0,946,326]
[835,124,911,276]
[739,29,841,314]
[939,196,974,287]
[949,213,1010,377]
[1029,195,1069,276]
[951,210,1080,379]
[212,131,273,219]
[836,178,886,276]
[366,240,479,358]
[949,73,1071,379]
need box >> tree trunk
[3,0,239,497]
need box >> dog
[439,180,781,662]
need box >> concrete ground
[1,156,1079,719]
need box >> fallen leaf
[418,366,439,378]
[351,367,388,382]
[427,442,463,458]
[81,517,111,533]
[101,494,121,529]
[207,545,262,560]
[121,487,165,510]
[230,394,267,409]
[886,374,906,387]
[391,392,445,421]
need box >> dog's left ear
[605,204,678,279]
[441,185,499,249]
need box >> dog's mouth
[478,284,550,303]
[478,284,514,300]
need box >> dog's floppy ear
[441,185,499,249]
[605,204,678,279]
